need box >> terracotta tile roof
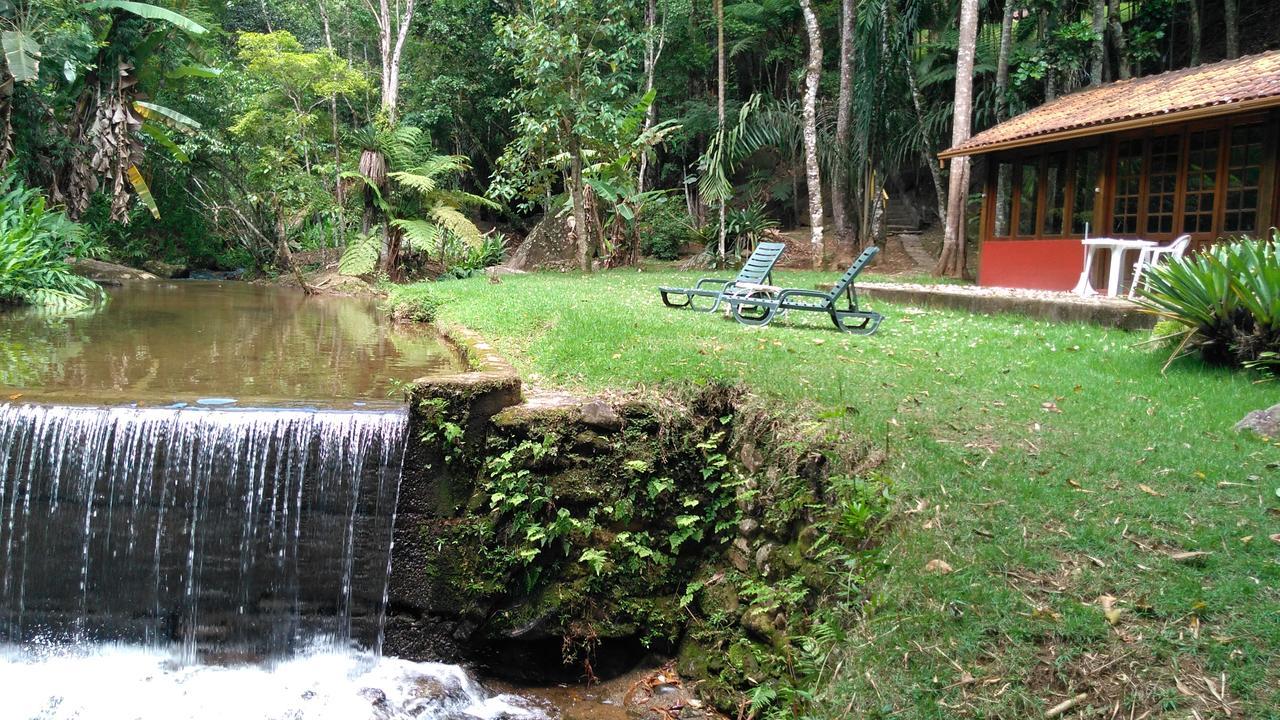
[941,50,1280,158]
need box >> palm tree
[798,0,825,269]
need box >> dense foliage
[1138,233,1280,373]
[0,177,101,308]
[0,0,1271,279]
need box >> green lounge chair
[726,246,884,334]
[658,241,786,313]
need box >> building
[941,51,1280,291]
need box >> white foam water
[0,643,549,720]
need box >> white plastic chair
[1129,234,1191,297]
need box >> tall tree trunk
[1090,0,1106,84]
[1224,0,1239,59]
[799,0,826,269]
[1108,0,1130,79]
[996,1,1014,115]
[638,0,665,196]
[1188,0,1201,66]
[569,125,590,272]
[935,0,978,278]
[319,0,343,245]
[714,0,726,259]
[832,0,857,259]
[366,0,416,122]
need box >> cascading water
[0,402,546,719]
[0,404,406,659]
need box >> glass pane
[1044,153,1066,235]
[1017,161,1039,236]
[1224,124,1264,235]
[1112,140,1143,235]
[994,162,1013,237]
[1071,147,1100,235]
[1145,135,1179,235]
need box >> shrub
[0,177,103,309]
[1136,233,1280,372]
[640,201,693,260]
[384,283,444,323]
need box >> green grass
[426,268,1279,718]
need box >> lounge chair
[658,241,786,313]
[1128,233,1191,298]
[725,246,883,334]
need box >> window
[1145,135,1180,234]
[1112,140,1143,234]
[1071,148,1100,235]
[1224,124,1265,234]
[1182,129,1219,234]
[993,161,1013,237]
[1044,153,1067,235]
[1017,161,1039,236]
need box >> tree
[492,0,641,272]
[363,0,416,121]
[230,31,367,274]
[935,0,979,278]
[798,0,825,269]
[1224,0,1239,59]
[832,0,857,254]
[714,0,726,259]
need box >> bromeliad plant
[1136,233,1280,373]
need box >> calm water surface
[0,281,460,407]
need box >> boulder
[67,258,158,284]
[1235,403,1280,438]
[142,260,189,279]
[502,214,580,271]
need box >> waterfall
[0,403,407,662]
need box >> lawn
[426,268,1278,719]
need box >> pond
[0,280,461,407]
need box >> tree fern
[338,232,381,275]
[389,219,443,253]
[429,207,485,248]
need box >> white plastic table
[1073,238,1156,297]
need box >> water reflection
[0,281,460,406]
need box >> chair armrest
[777,288,831,302]
[694,277,732,290]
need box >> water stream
[0,283,549,719]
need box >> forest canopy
[0,0,1274,288]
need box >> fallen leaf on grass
[1138,484,1165,497]
[1271,534,1280,544]
[1040,402,1061,413]
[1098,595,1123,625]
[924,559,953,574]
[1169,550,1212,562]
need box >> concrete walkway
[854,281,1154,330]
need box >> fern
[390,218,443,253]
[338,232,381,275]
[429,207,484,248]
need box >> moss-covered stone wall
[386,369,888,715]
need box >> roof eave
[938,94,1280,160]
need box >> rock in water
[1235,403,1280,438]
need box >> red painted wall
[978,240,1085,291]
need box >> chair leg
[732,301,777,327]
[832,310,883,335]
[660,290,693,309]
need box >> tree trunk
[799,0,826,269]
[638,0,665,196]
[1090,0,1106,84]
[569,134,590,272]
[935,0,978,278]
[1188,0,1201,66]
[368,0,416,122]
[1224,0,1239,59]
[831,0,857,259]
[714,0,726,259]
[1108,0,1130,80]
[319,0,343,245]
[996,1,1014,115]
